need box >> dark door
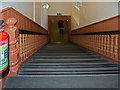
[48,16,71,43]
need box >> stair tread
[19,71,119,75]
[31,57,103,59]
[26,62,112,65]
[22,64,119,68]
[20,67,119,72]
[29,59,108,61]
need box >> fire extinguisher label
[0,38,8,73]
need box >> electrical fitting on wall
[42,2,49,9]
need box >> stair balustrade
[71,15,120,64]
[0,7,49,89]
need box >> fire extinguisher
[0,20,9,79]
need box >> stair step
[41,51,90,52]
[26,65,114,68]
[28,59,109,63]
[35,53,95,56]
[31,57,103,59]
[22,64,119,68]
[19,71,119,75]
[38,52,92,54]
[39,50,91,52]
[40,50,89,52]
[25,62,114,66]
[29,58,105,60]
[18,74,119,77]
[42,48,87,49]
[20,67,119,72]
[32,55,99,57]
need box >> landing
[4,75,119,88]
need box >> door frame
[48,15,71,42]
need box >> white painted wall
[34,1,48,29]
[1,2,118,31]
[35,2,41,25]
[1,2,34,20]
[71,2,118,30]
[48,2,72,15]
[41,2,48,30]
[1,1,48,30]
[0,2,2,10]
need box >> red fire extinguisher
[0,20,9,78]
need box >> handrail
[72,31,120,35]
[0,7,48,34]
[1,7,47,31]
[19,29,48,35]
[71,15,119,34]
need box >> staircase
[4,43,119,88]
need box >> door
[48,16,71,43]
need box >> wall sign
[57,12,62,15]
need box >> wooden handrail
[0,7,47,31]
[71,15,119,34]
[0,7,48,34]
[72,31,120,35]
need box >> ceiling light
[46,4,49,9]
[43,4,46,8]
